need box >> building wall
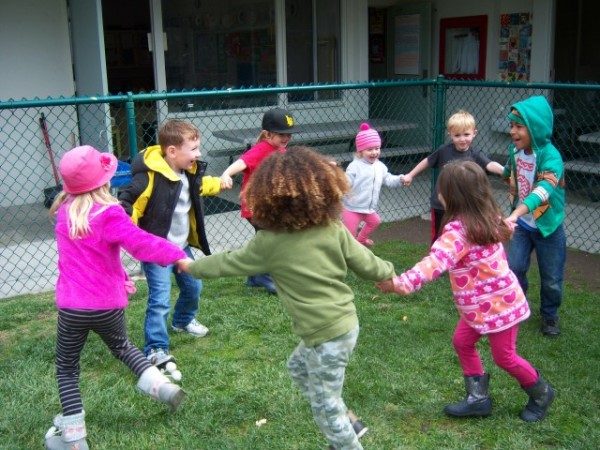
[0,0,76,208]
[370,0,553,83]
[0,0,73,100]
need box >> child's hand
[402,174,413,186]
[220,175,233,190]
[176,257,194,273]
[376,278,396,293]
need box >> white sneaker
[146,348,175,368]
[172,318,209,337]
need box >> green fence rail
[1,78,599,298]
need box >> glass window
[160,0,341,111]
[162,0,277,111]
[285,0,341,102]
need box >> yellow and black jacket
[118,145,221,255]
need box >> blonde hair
[447,110,476,133]
[49,184,119,239]
[255,130,284,145]
[158,119,200,154]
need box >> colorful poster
[498,12,532,81]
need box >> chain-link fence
[1,78,599,298]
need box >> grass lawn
[0,239,598,449]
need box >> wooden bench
[563,131,600,176]
[578,130,600,144]
[563,160,600,176]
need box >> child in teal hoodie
[180,146,395,450]
[503,95,566,337]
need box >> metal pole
[431,75,448,192]
[126,92,138,159]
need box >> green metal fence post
[431,75,447,195]
[126,92,138,159]
[433,75,447,149]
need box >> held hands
[220,174,233,190]
[176,257,194,273]
[376,276,411,295]
[376,277,396,293]
[506,204,528,224]
[402,174,413,186]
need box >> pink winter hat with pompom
[355,122,381,152]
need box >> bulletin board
[498,12,532,81]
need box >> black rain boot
[444,374,492,417]
[520,375,555,422]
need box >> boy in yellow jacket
[119,119,223,368]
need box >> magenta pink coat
[55,203,186,309]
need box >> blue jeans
[507,224,566,320]
[142,246,202,354]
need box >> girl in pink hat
[45,146,189,450]
[341,123,405,247]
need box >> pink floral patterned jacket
[393,220,530,334]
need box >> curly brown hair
[245,146,349,231]
[437,160,512,245]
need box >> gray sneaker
[172,318,209,337]
[146,349,175,368]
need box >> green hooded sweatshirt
[502,95,565,237]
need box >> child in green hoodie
[179,146,396,450]
[503,95,566,337]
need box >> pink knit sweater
[55,203,186,309]
[393,220,530,334]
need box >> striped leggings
[56,308,152,415]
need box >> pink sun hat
[59,145,118,194]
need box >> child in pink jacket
[45,146,188,450]
[378,160,554,423]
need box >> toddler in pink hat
[342,123,405,247]
[45,146,189,449]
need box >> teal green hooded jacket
[502,95,565,236]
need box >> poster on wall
[394,14,420,75]
[498,12,532,81]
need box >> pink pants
[341,209,381,244]
[452,318,538,388]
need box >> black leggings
[56,309,151,415]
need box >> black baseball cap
[261,108,298,133]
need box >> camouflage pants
[287,326,362,450]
